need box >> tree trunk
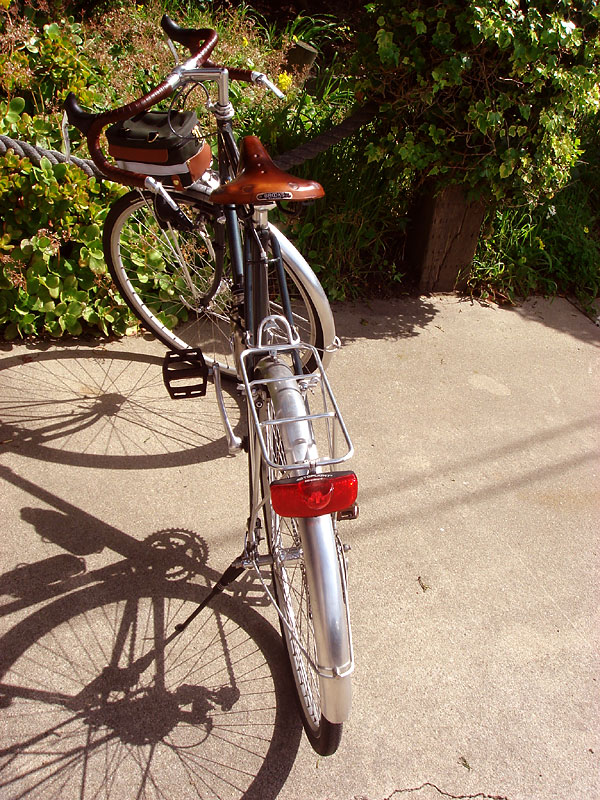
[406,185,485,292]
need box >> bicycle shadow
[0,346,244,470]
[0,468,302,800]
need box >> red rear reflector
[270,471,358,518]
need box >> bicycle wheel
[257,359,352,756]
[103,190,332,374]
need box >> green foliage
[283,167,407,301]
[0,8,140,340]
[469,182,600,311]
[469,112,600,310]
[214,12,399,300]
[245,60,406,299]
[0,100,140,340]
[0,2,309,339]
[237,6,347,54]
[0,13,110,115]
[0,0,598,341]
[355,0,600,204]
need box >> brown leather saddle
[209,136,324,205]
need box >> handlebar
[161,14,218,57]
[63,14,283,189]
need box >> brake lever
[251,71,285,100]
[166,37,180,65]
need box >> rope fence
[0,102,377,178]
[0,133,100,177]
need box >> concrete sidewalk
[0,295,598,800]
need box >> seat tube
[244,230,254,342]
[224,205,244,290]
[252,208,270,344]
[270,232,302,374]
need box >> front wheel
[103,190,233,368]
[103,190,333,375]
[258,359,352,755]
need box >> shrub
[247,53,407,298]
[0,13,110,115]
[354,0,600,205]
[0,10,137,340]
[0,100,137,339]
[469,121,600,311]
[1,0,598,340]
[0,3,291,339]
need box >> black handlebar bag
[106,110,212,188]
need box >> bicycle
[63,14,358,756]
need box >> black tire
[103,190,327,374]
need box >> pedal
[162,348,208,399]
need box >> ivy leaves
[0,98,137,340]
[357,0,600,203]
[4,96,25,123]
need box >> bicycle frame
[64,15,357,750]
[181,67,356,698]
[198,93,356,720]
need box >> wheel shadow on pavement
[0,346,244,470]
[0,467,302,800]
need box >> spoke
[0,708,85,758]
[152,597,166,692]
[109,598,138,670]
[135,742,157,800]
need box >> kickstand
[173,557,246,635]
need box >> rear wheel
[257,359,352,755]
[103,190,330,374]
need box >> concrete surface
[0,295,598,800]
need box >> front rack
[239,315,354,473]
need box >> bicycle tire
[103,189,332,374]
[257,357,352,756]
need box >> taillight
[270,471,358,518]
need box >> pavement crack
[378,783,514,800]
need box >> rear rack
[239,315,353,473]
